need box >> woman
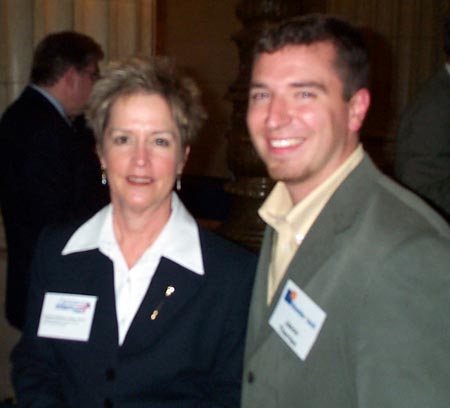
[11,58,256,407]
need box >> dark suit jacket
[11,222,256,407]
[0,86,108,329]
[395,67,450,221]
[242,155,450,408]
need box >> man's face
[68,61,99,117]
[247,42,369,203]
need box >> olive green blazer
[242,155,450,408]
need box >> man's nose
[266,95,291,129]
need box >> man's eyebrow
[290,81,328,93]
[248,81,328,93]
[248,82,268,90]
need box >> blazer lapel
[245,228,275,356]
[62,249,119,356]
[247,210,339,356]
[278,154,376,292]
[120,257,204,353]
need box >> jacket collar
[62,192,204,275]
[246,154,380,355]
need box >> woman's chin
[113,195,172,216]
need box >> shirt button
[247,371,255,383]
[105,368,115,381]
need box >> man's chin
[267,165,294,182]
[267,166,309,185]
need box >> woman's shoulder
[37,216,93,253]
[198,226,255,253]
[197,226,258,271]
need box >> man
[395,17,450,222]
[242,14,449,408]
[0,31,107,330]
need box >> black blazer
[11,222,257,407]
[395,67,450,221]
[0,86,108,329]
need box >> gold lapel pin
[150,286,175,320]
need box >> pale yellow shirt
[259,145,364,303]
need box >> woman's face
[99,93,189,216]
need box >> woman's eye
[154,137,170,147]
[113,135,129,145]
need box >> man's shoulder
[0,91,72,154]
[1,87,42,114]
[343,160,450,244]
[0,87,64,132]
[407,68,450,109]
[377,175,448,231]
[330,157,448,236]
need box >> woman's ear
[183,145,191,164]
[96,144,105,168]
[177,145,190,174]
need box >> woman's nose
[133,143,149,166]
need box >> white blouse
[62,192,204,345]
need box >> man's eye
[297,91,315,99]
[250,91,269,101]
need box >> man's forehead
[254,42,336,66]
[250,42,337,85]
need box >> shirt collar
[62,192,204,275]
[446,63,450,76]
[259,145,364,240]
[29,84,70,124]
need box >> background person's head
[31,31,104,117]
[252,14,370,101]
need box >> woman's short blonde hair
[87,57,207,149]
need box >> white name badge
[37,292,97,342]
[269,279,326,361]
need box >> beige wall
[0,0,240,180]
[0,0,157,114]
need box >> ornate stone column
[219,0,305,252]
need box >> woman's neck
[112,203,172,269]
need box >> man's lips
[269,137,305,148]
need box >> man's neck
[31,83,71,122]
